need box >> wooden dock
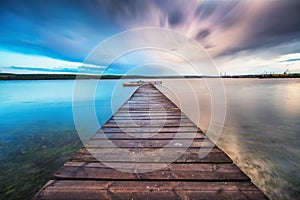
[34,84,268,200]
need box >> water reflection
[161,78,300,200]
[0,78,299,200]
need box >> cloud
[273,53,300,63]
[194,0,300,56]
[97,0,300,59]
[0,50,104,74]
[1,0,300,74]
[0,0,120,62]
[4,65,104,74]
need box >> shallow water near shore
[0,78,299,199]
[0,79,138,199]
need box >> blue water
[0,79,137,199]
[0,79,299,200]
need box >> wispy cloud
[0,0,300,74]
[273,53,300,63]
[0,50,104,74]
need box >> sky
[0,0,300,75]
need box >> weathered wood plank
[92,132,206,140]
[126,100,174,104]
[130,95,165,98]
[102,123,196,128]
[123,102,177,106]
[53,162,249,181]
[112,116,189,120]
[103,119,195,128]
[106,118,194,124]
[129,97,170,101]
[115,110,183,114]
[34,180,267,200]
[119,106,180,110]
[99,127,201,133]
[85,139,215,148]
[113,113,185,117]
[134,92,161,94]
[69,147,232,163]
[124,102,176,105]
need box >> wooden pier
[34,84,268,199]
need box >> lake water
[160,78,300,200]
[0,78,299,199]
[0,79,138,199]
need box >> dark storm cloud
[107,0,300,57]
[1,0,300,62]
[209,0,300,56]
[251,1,300,38]
[196,29,211,41]
[168,11,183,26]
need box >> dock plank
[68,147,233,163]
[35,181,267,200]
[53,162,249,181]
[99,127,201,133]
[92,132,207,140]
[85,139,215,148]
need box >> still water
[0,79,138,199]
[0,78,299,199]
[160,78,300,200]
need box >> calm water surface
[0,79,137,199]
[160,78,300,200]
[0,78,299,199]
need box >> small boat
[123,80,144,87]
[123,80,162,87]
[151,81,162,85]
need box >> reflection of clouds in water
[160,78,300,200]
[280,81,300,115]
[222,80,300,200]
[216,125,243,162]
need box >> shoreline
[1,73,300,81]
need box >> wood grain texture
[34,83,268,200]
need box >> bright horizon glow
[0,50,105,74]
[1,48,299,75]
